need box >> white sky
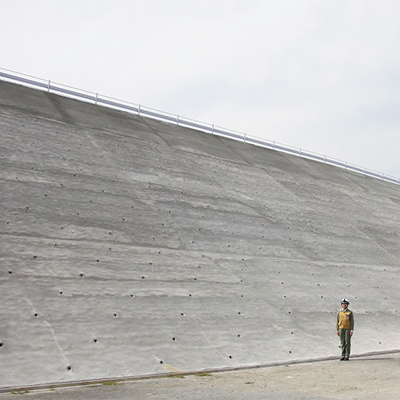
[1,0,400,179]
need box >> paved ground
[1,79,400,389]
[2,353,400,399]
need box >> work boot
[340,357,345,361]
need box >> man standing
[336,298,354,361]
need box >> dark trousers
[339,329,351,357]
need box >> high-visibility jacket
[336,309,354,330]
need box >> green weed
[196,372,211,377]
[169,374,185,379]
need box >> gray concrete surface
[1,79,400,390]
[1,352,400,399]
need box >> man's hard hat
[341,298,349,304]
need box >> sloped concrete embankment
[1,80,400,388]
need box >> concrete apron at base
[1,349,399,394]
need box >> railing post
[211,124,214,134]
[95,93,98,105]
[273,141,275,150]
[138,105,141,116]
[47,80,51,92]
[243,134,246,143]
[176,115,180,125]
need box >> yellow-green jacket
[336,309,354,331]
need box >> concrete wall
[1,80,400,388]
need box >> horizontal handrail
[1,67,399,186]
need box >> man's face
[342,303,348,310]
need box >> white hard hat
[341,298,349,304]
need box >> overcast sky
[1,0,400,179]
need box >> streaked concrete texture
[1,80,399,389]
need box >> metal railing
[1,67,399,186]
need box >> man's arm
[336,312,339,335]
[350,311,354,335]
